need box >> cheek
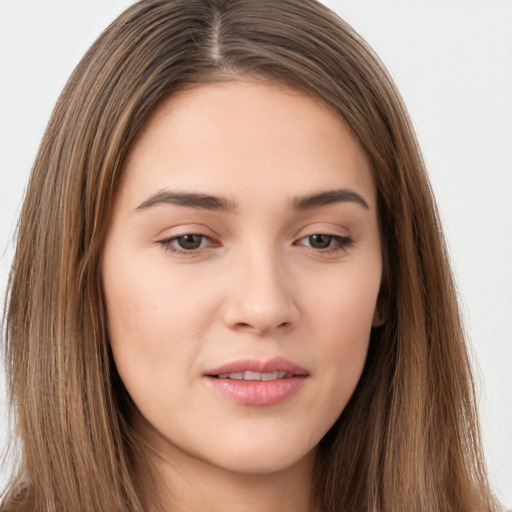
[101,250,211,392]
[305,261,381,410]
[317,297,373,385]
[305,251,381,337]
[103,245,215,342]
[102,270,204,424]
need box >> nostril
[235,322,252,329]
[233,320,291,334]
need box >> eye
[306,234,334,249]
[159,234,212,254]
[297,234,353,252]
[174,234,207,250]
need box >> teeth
[244,371,261,381]
[218,373,243,380]
[217,371,290,381]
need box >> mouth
[214,371,293,381]
[205,357,308,377]
[204,358,308,406]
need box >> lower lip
[204,376,307,406]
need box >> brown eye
[158,233,215,255]
[176,234,204,250]
[308,234,333,249]
[296,234,354,253]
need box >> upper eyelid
[161,233,211,240]
[155,224,218,240]
[158,233,352,248]
[156,226,351,240]
[293,224,352,240]
[160,233,214,245]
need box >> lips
[204,358,309,406]
[206,357,308,377]
[216,370,292,381]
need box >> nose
[222,247,300,335]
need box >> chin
[200,433,318,476]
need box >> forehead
[119,79,376,210]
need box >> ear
[372,272,390,327]
[372,304,386,327]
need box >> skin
[102,79,383,512]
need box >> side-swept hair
[2,1,499,511]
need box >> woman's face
[102,80,382,477]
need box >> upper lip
[205,357,309,377]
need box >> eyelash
[158,234,354,255]
[296,234,354,253]
[159,234,214,255]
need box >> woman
[1,0,500,511]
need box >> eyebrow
[136,190,238,213]
[135,187,369,213]
[291,188,370,210]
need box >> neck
[137,438,319,512]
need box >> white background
[1,0,511,507]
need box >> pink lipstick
[204,357,308,406]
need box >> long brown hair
[1,0,499,510]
